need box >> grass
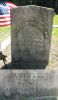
[0,26,10,33]
[52,28,58,36]
[0,26,10,42]
[53,15,58,36]
[53,15,58,25]
[52,15,58,36]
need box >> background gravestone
[11,5,54,69]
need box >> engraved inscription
[0,70,57,97]
[13,18,49,39]
[18,25,44,51]
[13,19,49,53]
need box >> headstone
[0,70,58,99]
[11,5,54,69]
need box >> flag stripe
[0,14,10,26]
[0,14,10,18]
[6,2,16,8]
[0,21,10,26]
[0,18,10,21]
[0,20,10,22]
[0,21,11,25]
[0,23,10,27]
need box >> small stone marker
[11,5,54,68]
[0,70,58,99]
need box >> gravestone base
[0,70,58,97]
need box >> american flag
[0,2,17,27]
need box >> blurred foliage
[9,0,55,6]
[8,0,58,13]
[1,0,58,13]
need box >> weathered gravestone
[0,70,58,100]
[11,5,54,69]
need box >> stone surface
[0,70,58,99]
[11,5,54,69]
